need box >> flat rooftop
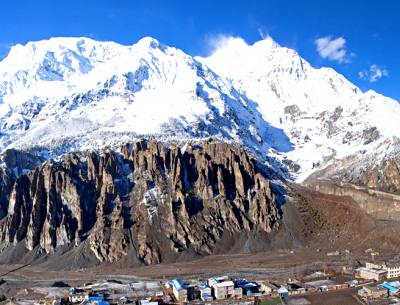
[357,267,387,274]
[304,280,335,288]
[214,281,234,288]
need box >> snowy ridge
[199,36,400,180]
[0,36,399,182]
[0,37,283,162]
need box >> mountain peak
[6,36,97,56]
[252,36,281,49]
[135,36,161,49]
[0,37,121,78]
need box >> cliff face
[302,154,400,220]
[304,178,400,221]
[340,157,400,195]
[0,168,15,220]
[0,141,280,265]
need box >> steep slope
[199,36,400,183]
[0,37,290,171]
[0,141,281,266]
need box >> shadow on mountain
[192,62,294,158]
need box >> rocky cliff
[0,141,281,265]
[302,152,400,221]
[335,157,400,195]
[304,178,400,221]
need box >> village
[23,254,400,305]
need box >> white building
[139,300,159,305]
[208,278,235,300]
[69,293,86,303]
[170,279,188,302]
[356,267,387,281]
[234,287,243,299]
[200,285,213,303]
[366,262,400,279]
[386,264,400,278]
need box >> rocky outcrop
[303,152,400,218]
[0,168,15,219]
[0,141,280,265]
[1,149,45,175]
[340,157,400,194]
[304,178,400,221]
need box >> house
[70,293,86,303]
[199,283,211,294]
[367,261,400,279]
[70,288,85,294]
[334,283,350,290]
[170,279,188,302]
[208,278,235,300]
[358,286,388,299]
[69,288,88,303]
[199,283,213,301]
[186,284,196,301]
[304,279,336,291]
[212,281,235,299]
[287,282,306,295]
[234,287,243,299]
[385,263,400,278]
[260,282,279,295]
[288,282,304,291]
[277,287,289,298]
[356,267,387,281]
[85,295,110,305]
[234,279,261,297]
[207,276,229,286]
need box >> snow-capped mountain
[0,36,399,182]
[199,36,400,181]
[0,36,284,160]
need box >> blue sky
[0,0,398,100]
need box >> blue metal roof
[88,296,104,301]
[171,278,186,291]
[234,279,248,286]
[243,283,258,288]
[235,279,260,290]
[199,283,210,290]
[388,281,400,288]
[381,282,399,293]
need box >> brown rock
[0,140,280,265]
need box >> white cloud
[314,36,351,63]
[204,33,255,57]
[359,64,389,82]
[204,32,279,57]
